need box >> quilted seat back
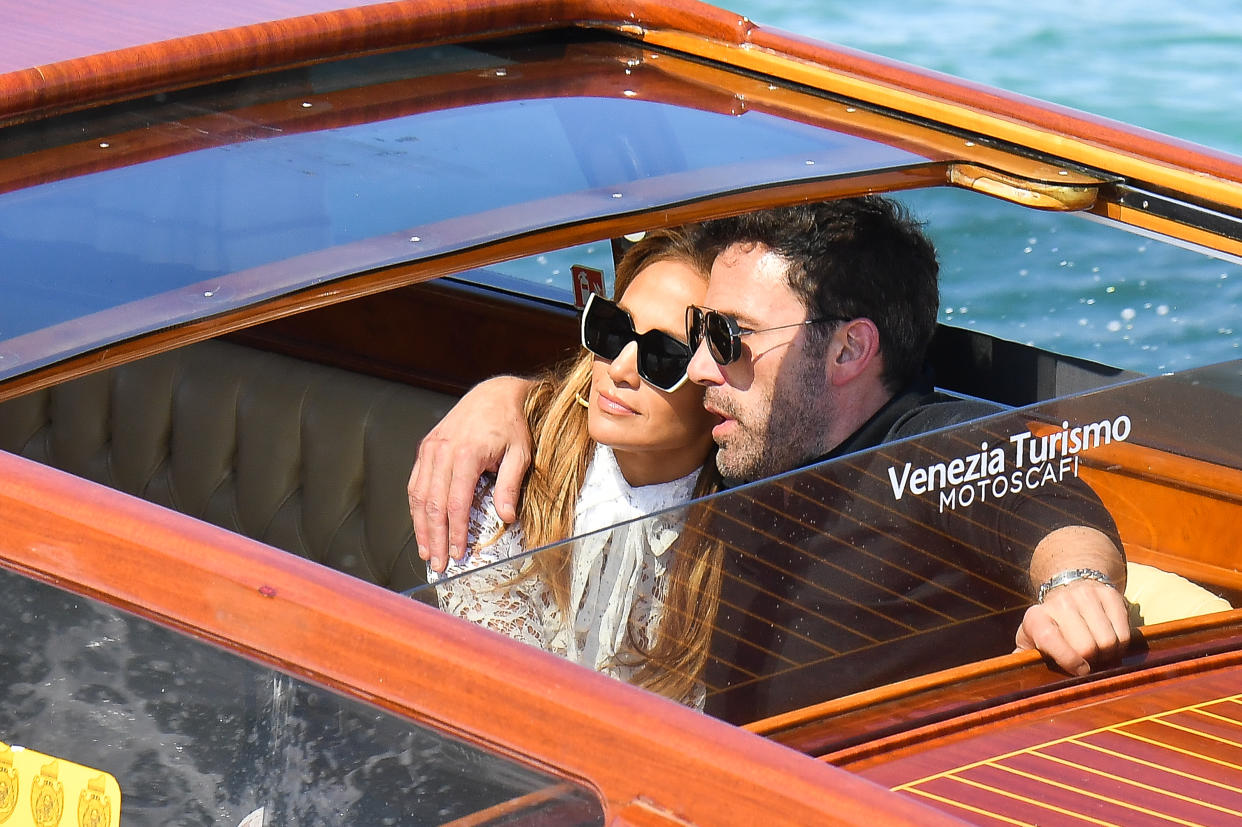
[0,339,455,593]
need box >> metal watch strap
[1037,567,1117,603]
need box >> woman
[428,227,722,706]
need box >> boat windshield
[415,358,1242,725]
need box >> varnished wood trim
[1030,421,1242,504]
[0,40,747,196]
[0,0,748,125]
[746,648,1048,739]
[1095,201,1242,258]
[1127,549,1242,601]
[748,609,1242,760]
[229,279,579,394]
[865,665,1242,822]
[439,784,582,827]
[719,26,1242,208]
[947,163,1098,211]
[1,35,1101,200]
[7,0,1241,219]
[834,645,1242,775]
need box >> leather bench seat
[0,339,455,596]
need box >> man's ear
[827,318,881,386]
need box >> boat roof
[0,35,937,383]
[2,1,366,71]
[4,0,1242,399]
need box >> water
[727,0,1242,155]
[722,0,1242,374]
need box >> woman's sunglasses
[580,293,693,392]
[686,305,846,365]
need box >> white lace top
[428,444,701,704]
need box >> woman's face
[587,259,719,487]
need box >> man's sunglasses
[686,305,846,366]
[580,293,693,392]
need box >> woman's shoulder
[429,475,527,580]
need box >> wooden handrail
[749,609,1242,760]
[0,0,746,124]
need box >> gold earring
[575,392,590,408]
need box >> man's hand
[1015,578,1130,676]
[409,375,534,573]
[1016,525,1131,675]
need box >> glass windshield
[459,240,617,305]
[1,569,603,826]
[416,359,1242,725]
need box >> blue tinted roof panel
[0,39,932,380]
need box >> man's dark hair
[700,197,939,392]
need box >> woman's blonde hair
[518,225,723,703]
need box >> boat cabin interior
[0,262,1143,595]
[2,14,1240,736]
[4,4,1242,823]
[3,252,1241,728]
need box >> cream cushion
[0,339,455,593]
[1125,561,1232,626]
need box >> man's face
[687,242,831,484]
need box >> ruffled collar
[575,443,700,530]
[566,444,701,671]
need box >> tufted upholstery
[0,339,456,595]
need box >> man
[681,201,1128,718]
[409,198,1130,707]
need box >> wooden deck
[854,657,1242,825]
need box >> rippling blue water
[724,0,1242,374]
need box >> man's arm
[409,375,535,572]
[1014,525,1130,676]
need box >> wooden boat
[1,0,1239,823]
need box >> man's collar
[815,369,936,463]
